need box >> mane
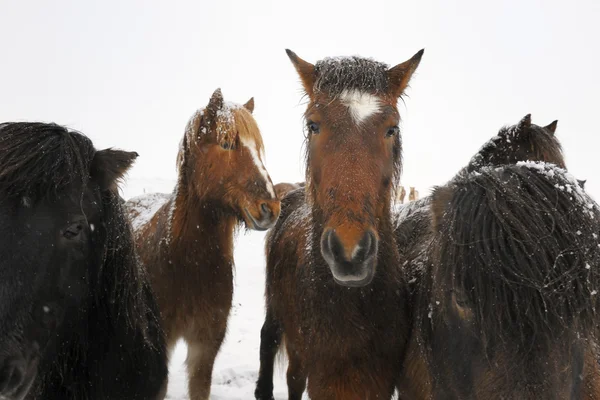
[314,56,390,96]
[432,162,600,346]
[95,190,154,340]
[0,122,95,202]
[466,121,564,172]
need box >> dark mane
[0,122,152,340]
[431,162,600,346]
[466,119,564,172]
[0,122,95,202]
[314,56,390,95]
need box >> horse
[0,122,168,400]
[394,113,568,265]
[408,187,419,202]
[397,186,407,204]
[274,182,304,200]
[254,48,424,400]
[394,116,597,399]
[422,163,600,399]
[465,113,564,172]
[126,89,280,400]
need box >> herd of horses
[0,48,598,400]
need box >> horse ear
[387,49,424,98]
[518,114,532,128]
[544,120,558,135]
[91,149,138,191]
[243,97,255,113]
[286,49,316,97]
[431,185,454,233]
[578,179,587,189]
[205,88,224,120]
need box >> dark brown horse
[255,49,424,400]
[127,89,280,400]
[395,116,600,399]
[466,113,564,172]
[423,163,600,399]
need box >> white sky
[1,0,599,199]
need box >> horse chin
[242,208,275,231]
[328,259,376,288]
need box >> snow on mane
[516,161,588,201]
[314,56,389,96]
[126,192,171,232]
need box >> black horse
[0,122,168,400]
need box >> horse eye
[221,142,232,150]
[307,121,320,134]
[386,126,400,137]
[63,223,83,240]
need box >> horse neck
[168,181,236,266]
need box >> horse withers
[0,122,168,400]
[255,49,424,400]
[127,89,280,400]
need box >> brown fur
[127,89,280,400]
[255,49,424,400]
[274,182,302,199]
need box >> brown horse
[127,89,280,400]
[397,185,407,204]
[255,49,424,400]
[408,186,419,202]
[274,181,304,199]
[395,115,600,399]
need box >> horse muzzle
[320,228,378,287]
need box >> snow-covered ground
[121,177,301,400]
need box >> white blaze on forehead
[339,90,382,123]
[240,136,276,198]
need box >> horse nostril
[260,203,271,218]
[321,229,344,263]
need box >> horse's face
[0,147,137,399]
[468,114,565,172]
[185,89,280,230]
[287,49,423,287]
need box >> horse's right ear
[286,49,316,97]
[91,149,138,191]
[431,185,454,233]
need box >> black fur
[0,122,167,400]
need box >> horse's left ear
[243,97,255,113]
[518,114,532,129]
[544,120,558,135]
[387,49,425,98]
[91,149,138,191]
